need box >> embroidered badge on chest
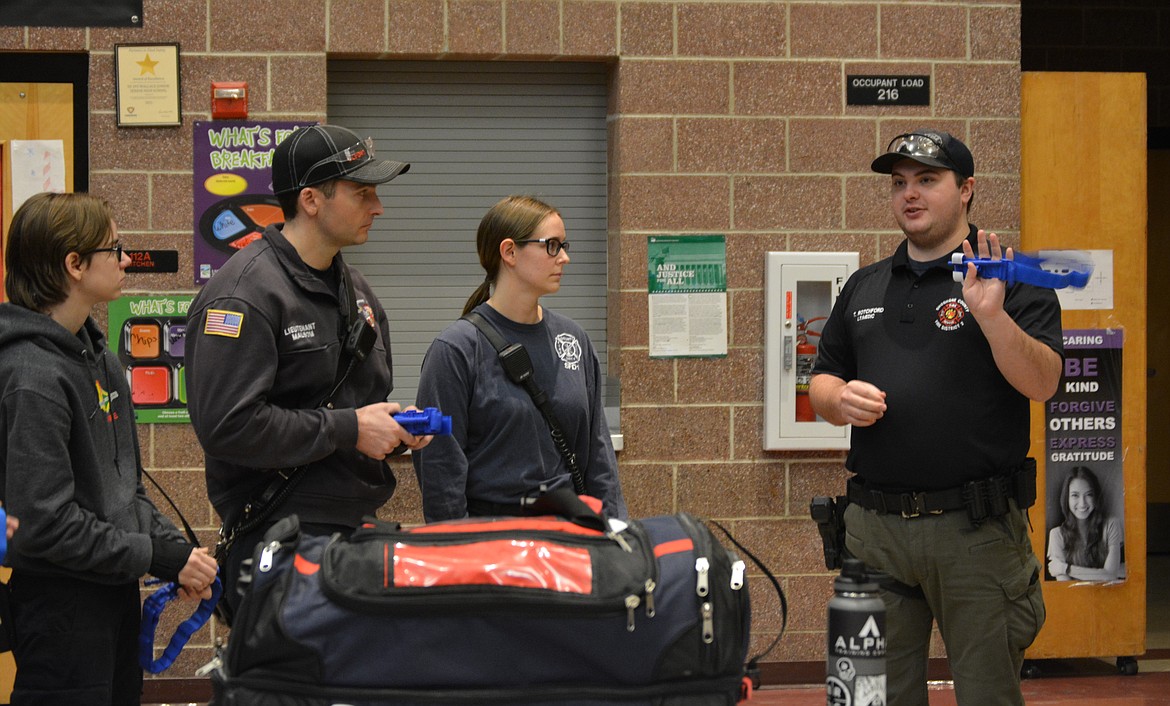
[935,298,969,331]
[555,333,582,370]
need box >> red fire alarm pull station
[211,81,248,119]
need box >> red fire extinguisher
[795,316,826,422]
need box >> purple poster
[1043,328,1126,584]
[192,120,314,284]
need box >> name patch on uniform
[204,309,244,338]
[283,322,317,341]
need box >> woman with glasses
[0,192,218,705]
[413,195,627,521]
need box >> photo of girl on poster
[1046,465,1125,582]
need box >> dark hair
[5,192,114,311]
[462,195,561,316]
[276,178,338,221]
[1057,466,1107,568]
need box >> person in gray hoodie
[0,192,218,705]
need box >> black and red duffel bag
[210,496,781,705]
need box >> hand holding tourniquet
[393,407,453,436]
[951,250,1092,289]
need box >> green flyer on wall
[107,295,194,423]
[647,235,728,358]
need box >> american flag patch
[204,309,244,338]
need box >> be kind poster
[1043,329,1125,584]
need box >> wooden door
[1021,72,1146,661]
[0,82,75,302]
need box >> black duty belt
[848,459,1037,522]
[466,497,526,517]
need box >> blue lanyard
[0,507,7,564]
[950,252,1092,289]
[139,577,222,673]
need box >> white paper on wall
[10,139,67,212]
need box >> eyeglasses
[300,136,376,188]
[80,241,124,260]
[886,133,955,165]
[516,238,570,257]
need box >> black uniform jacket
[186,224,396,528]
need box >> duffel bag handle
[521,485,607,532]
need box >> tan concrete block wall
[2,0,1022,678]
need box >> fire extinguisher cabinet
[763,252,858,450]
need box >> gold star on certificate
[137,54,159,76]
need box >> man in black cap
[187,124,431,622]
[810,130,1063,705]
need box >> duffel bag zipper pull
[644,579,656,617]
[258,540,280,572]
[695,557,710,597]
[731,560,745,590]
[701,601,714,644]
[608,529,632,553]
[625,595,641,632]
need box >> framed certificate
[115,43,181,127]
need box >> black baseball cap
[272,124,410,195]
[870,130,974,179]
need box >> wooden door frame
[0,51,88,191]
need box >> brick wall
[0,0,1022,683]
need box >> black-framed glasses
[300,136,375,188]
[886,133,954,165]
[80,241,124,260]
[516,238,570,257]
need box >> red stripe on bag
[653,538,694,557]
[407,517,604,537]
[393,540,593,593]
[294,553,320,575]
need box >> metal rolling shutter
[327,60,609,408]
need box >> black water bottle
[826,558,886,706]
